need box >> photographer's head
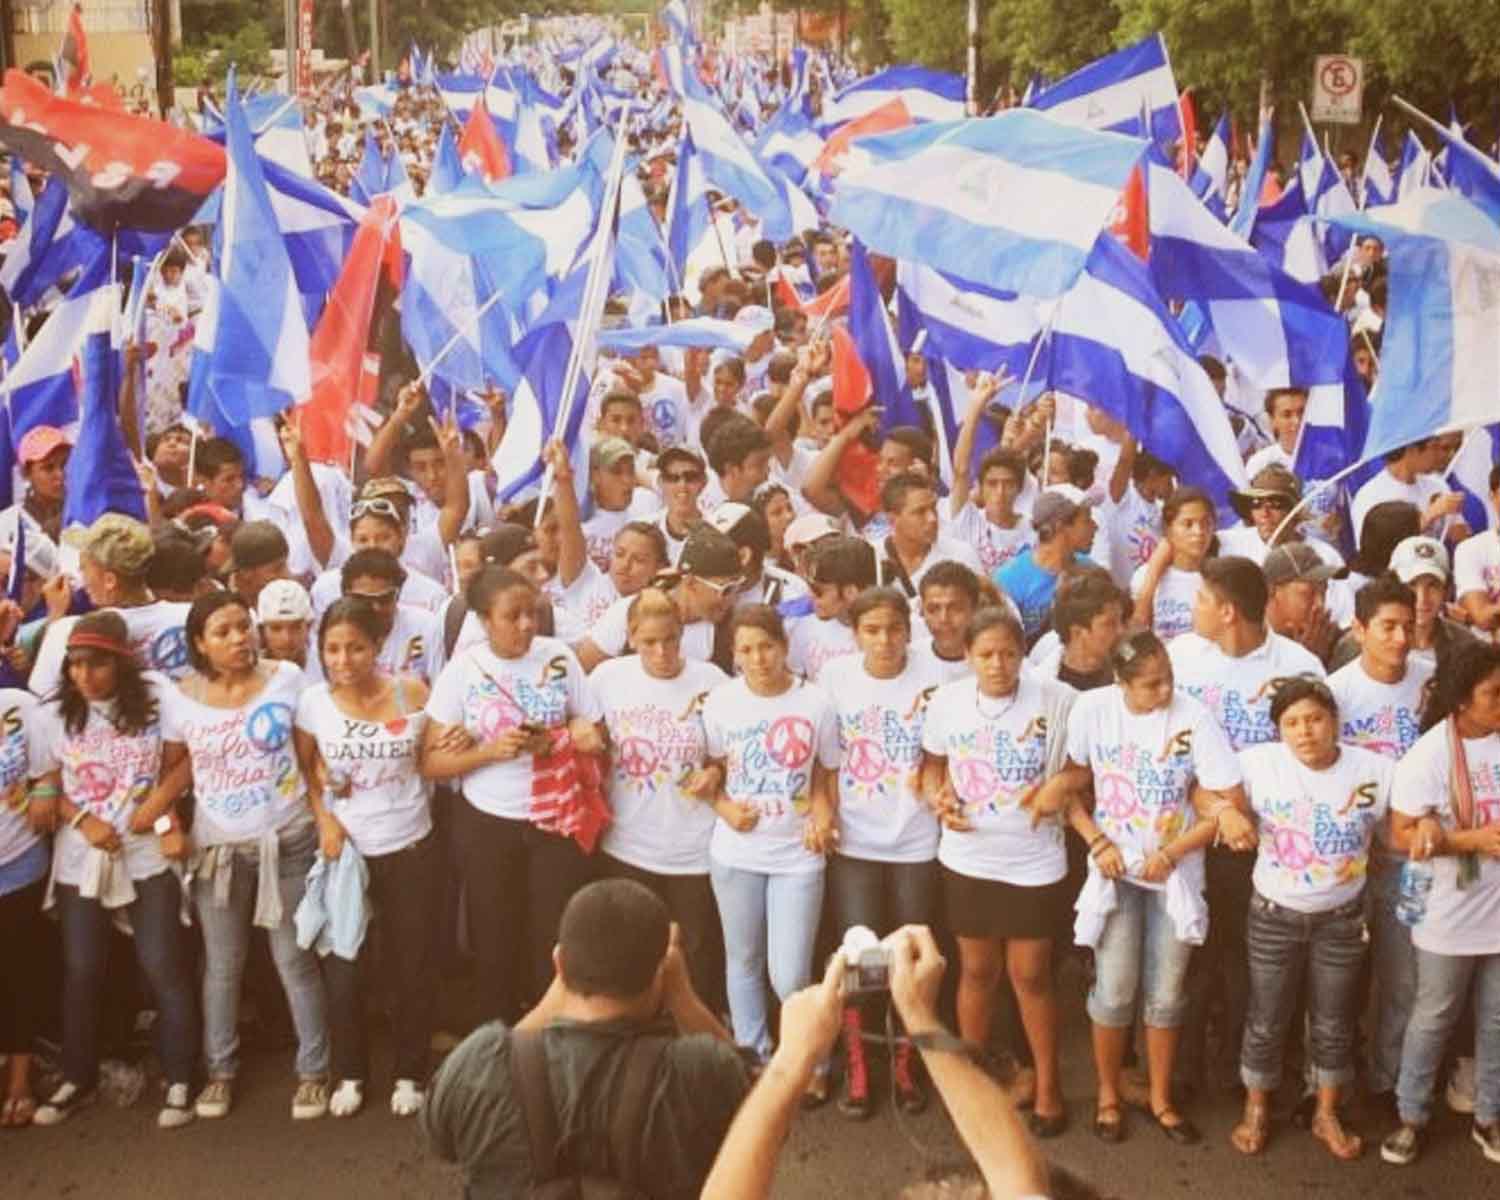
[554,880,672,1014]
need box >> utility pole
[151,0,173,116]
[966,0,979,116]
[368,0,380,80]
[283,0,297,94]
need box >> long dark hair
[58,612,158,737]
[1422,643,1500,733]
[186,590,252,678]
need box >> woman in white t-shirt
[919,607,1076,1136]
[1229,677,1393,1161]
[704,605,839,1093]
[593,588,728,1008]
[821,587,945,1119]
[294,599,437,1121]
[423,565,604,1025]
[159,592,328,1124]
[1384,645,1500,1167]
[25,615,197,1131]
[1131,488,1217,643]
[0,686,41,1128]
[1044,631,1242,1145]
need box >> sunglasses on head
[350,498,407,524]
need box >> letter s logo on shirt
[1160,730,1192,760]
[540,655,568,685]
[1345,780,1380,812]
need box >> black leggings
[603,855,724,1015]
[0,877,48,1054]
[456,803,597,1024]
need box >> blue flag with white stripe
[1028,33,1182,146]
[63,284,147,527]
[1448,423,1500,532]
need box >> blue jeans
[57,872,197,1090]
[1087,881,1193,1030]
[1365,855,1417,1094]
[194,827,329,1080]
[1240,891,1365,1092]
[1395,949,1500,1127]
[710,861,825,1062]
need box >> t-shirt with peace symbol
[921,674,1069,886]
[1327,658,1432,762]
[593,656,728,875]
[294,682,432,857]
[1129,565,1200,643]
[1239,742,1393,914]
[702,677,841,875]
[1391,725,1500,956]
[1167,632,1325,752]
[160,661,310,847]
[820,654,945,864]
[426,637,600,821]
[1064,687,1241,885]
[31,674,171,885]
[0,688,39,874]
[786,615,857,683]
[29,601,193,697]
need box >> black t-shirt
[423,1016,749,1200]
[1057,659,1114,692]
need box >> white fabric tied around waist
[192,829,284,929]
[1073,853,1209,949]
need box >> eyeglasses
[1249,497,1292,511]
[348,589,399,606]
[662,471,704,485]
[350,498,407,524]
[694,575,743,596]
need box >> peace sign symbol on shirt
[766,716,814,770]
[953,758,999,805]
[618,737,660,779]
[245,702,294,754]
[845,737,888,784]
[1096,772,1140,822]
[73,761,116,809]
[152,626,190,673]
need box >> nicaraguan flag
[1028,34,1182,146]
[1195,113,1230,213]
[681,73,793,239]
[894,259,1044,376]
[430,120,465,195]
[1447,423,1500,532]
[816,66,964,134]
[1364,126,1395,208]
[831,109,1146,300]
[1396,133,1433,201]
[599,317,757,356]
[62,283,146,527]
[5,243,108,443]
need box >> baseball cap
[678,522,742,580]
[1389,536,1450,585]
[590,436,636,470]
[784,512,841,551]
[229,521,290,572]
[256,579,313,624]
[708,501,771,554]
[64,513,155,577]
[1263,542,1339,588]
[1031,485,1093,532]
[656,446,705,476]
[17,425,72,466]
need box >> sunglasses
[662,471,704,485]
[348,589,399,606]
[350,498,407,524]
[1249,497,1292,510]
[694,575,743,596]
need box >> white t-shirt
[637,373,690,448]
[944,505,1034,577]
[1391,724,1500,956]
[1350,468,1445,549]
[31,678,171,885]
[786,615,857,682]
[1168,632,1325,751]
[303,604,444,686]
[1215,526,1344,571]
[1454,528,1500,608]
[0,690,36,870]
[1240,742,1393,913]
[160,661,310,847]
[425,638,599,820]
[821,655,944,864]
[593,657,728,875]
[909,641,973,686]
[879,536,984,598]
[1094,483,1162,589]
[1130,565,1200,643]
[30,601,193,696]
[1328,658,1433,761]
[310,566,448,619]
[703,677,840,875]
[1246,442,1344,543]
[553,562,621,645]
[586,595,715,663]
[581,490,662,573]
[1066,688,1241,882]
[921,674,1068,886]
[294,682,431,857]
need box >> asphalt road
[6,978,1496,1200]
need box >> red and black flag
[0,69,226,231]
[57,3,91,97]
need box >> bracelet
[68,808,88,830]
[29,783,61,799]
[1088,833,1110,855]
[906,1029,981,1059]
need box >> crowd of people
[0,20,1499,1200]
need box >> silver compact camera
[840,925,892,995]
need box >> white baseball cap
[256,579,313,624]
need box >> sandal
[801,1073,830,1110]
[1151,1106,1202,1146]
[1093,1102,1126,1143]
[1,1095,36,1128]
[1311,1111,1364,1161]
[1230,1098,1271,1156]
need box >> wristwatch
[153,814,175,836]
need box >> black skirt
[941,866,1071,941]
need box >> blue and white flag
[1401,100,1500,227]
[430,120,466,195]
[201,92,312,178]
[847,238,909,412]
[681,73,793,239]
[661,1,694,45]
[615,166,671,305]
[1396,133,1433,201]
[205,76,310,425]
[665,129,714,286]
[62,284,147,527]
[1028,33,1182,146]
[830,109,1146,300]
[894,258,1043,375]
[599,317,756,356]
[1248,166,1326,285]
[350,129,387,206]
[1146,161,1348,388]
[1047,233,1248,506]
[1229,110,1276,241]
[0,176,81,308]
[1447,423,1500,532]
[1195,113,1230,212]
[816,66,965,134]
[754,104,824,187]
[9,157,32,228]
[1363,124,1395,208]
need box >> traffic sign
[1312,55,1363,125]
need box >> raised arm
[278,418,336,568]
[800,408,877,517]
[948,371,1004,518]
[365,381,425,480]
[432,409,470,547]
[543,439,587,588]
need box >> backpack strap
[607,1036,670,1189]
[510,1030,563,1185]
[443,595,469,660]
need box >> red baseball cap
[17,425,72,466]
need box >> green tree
[984,0,1117,84]
[1351,0,1500,123]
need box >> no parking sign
[1312,55,1363,124]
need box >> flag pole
[534,118,634,527]
[414,287,512,390]
[1356,114,1383,212]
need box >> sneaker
[32,1081,95,1126]
[157,1083,195,1130]
[390,1079,424,1118]
[291,1078,329,1121]
[195,1079,233,1120]
[329,1079,363,1118]
[1448,1057,1477,1115]
[837,1007,870,1120]
[1381,1123,1424,1166]
[1475,1121,1500,1165]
